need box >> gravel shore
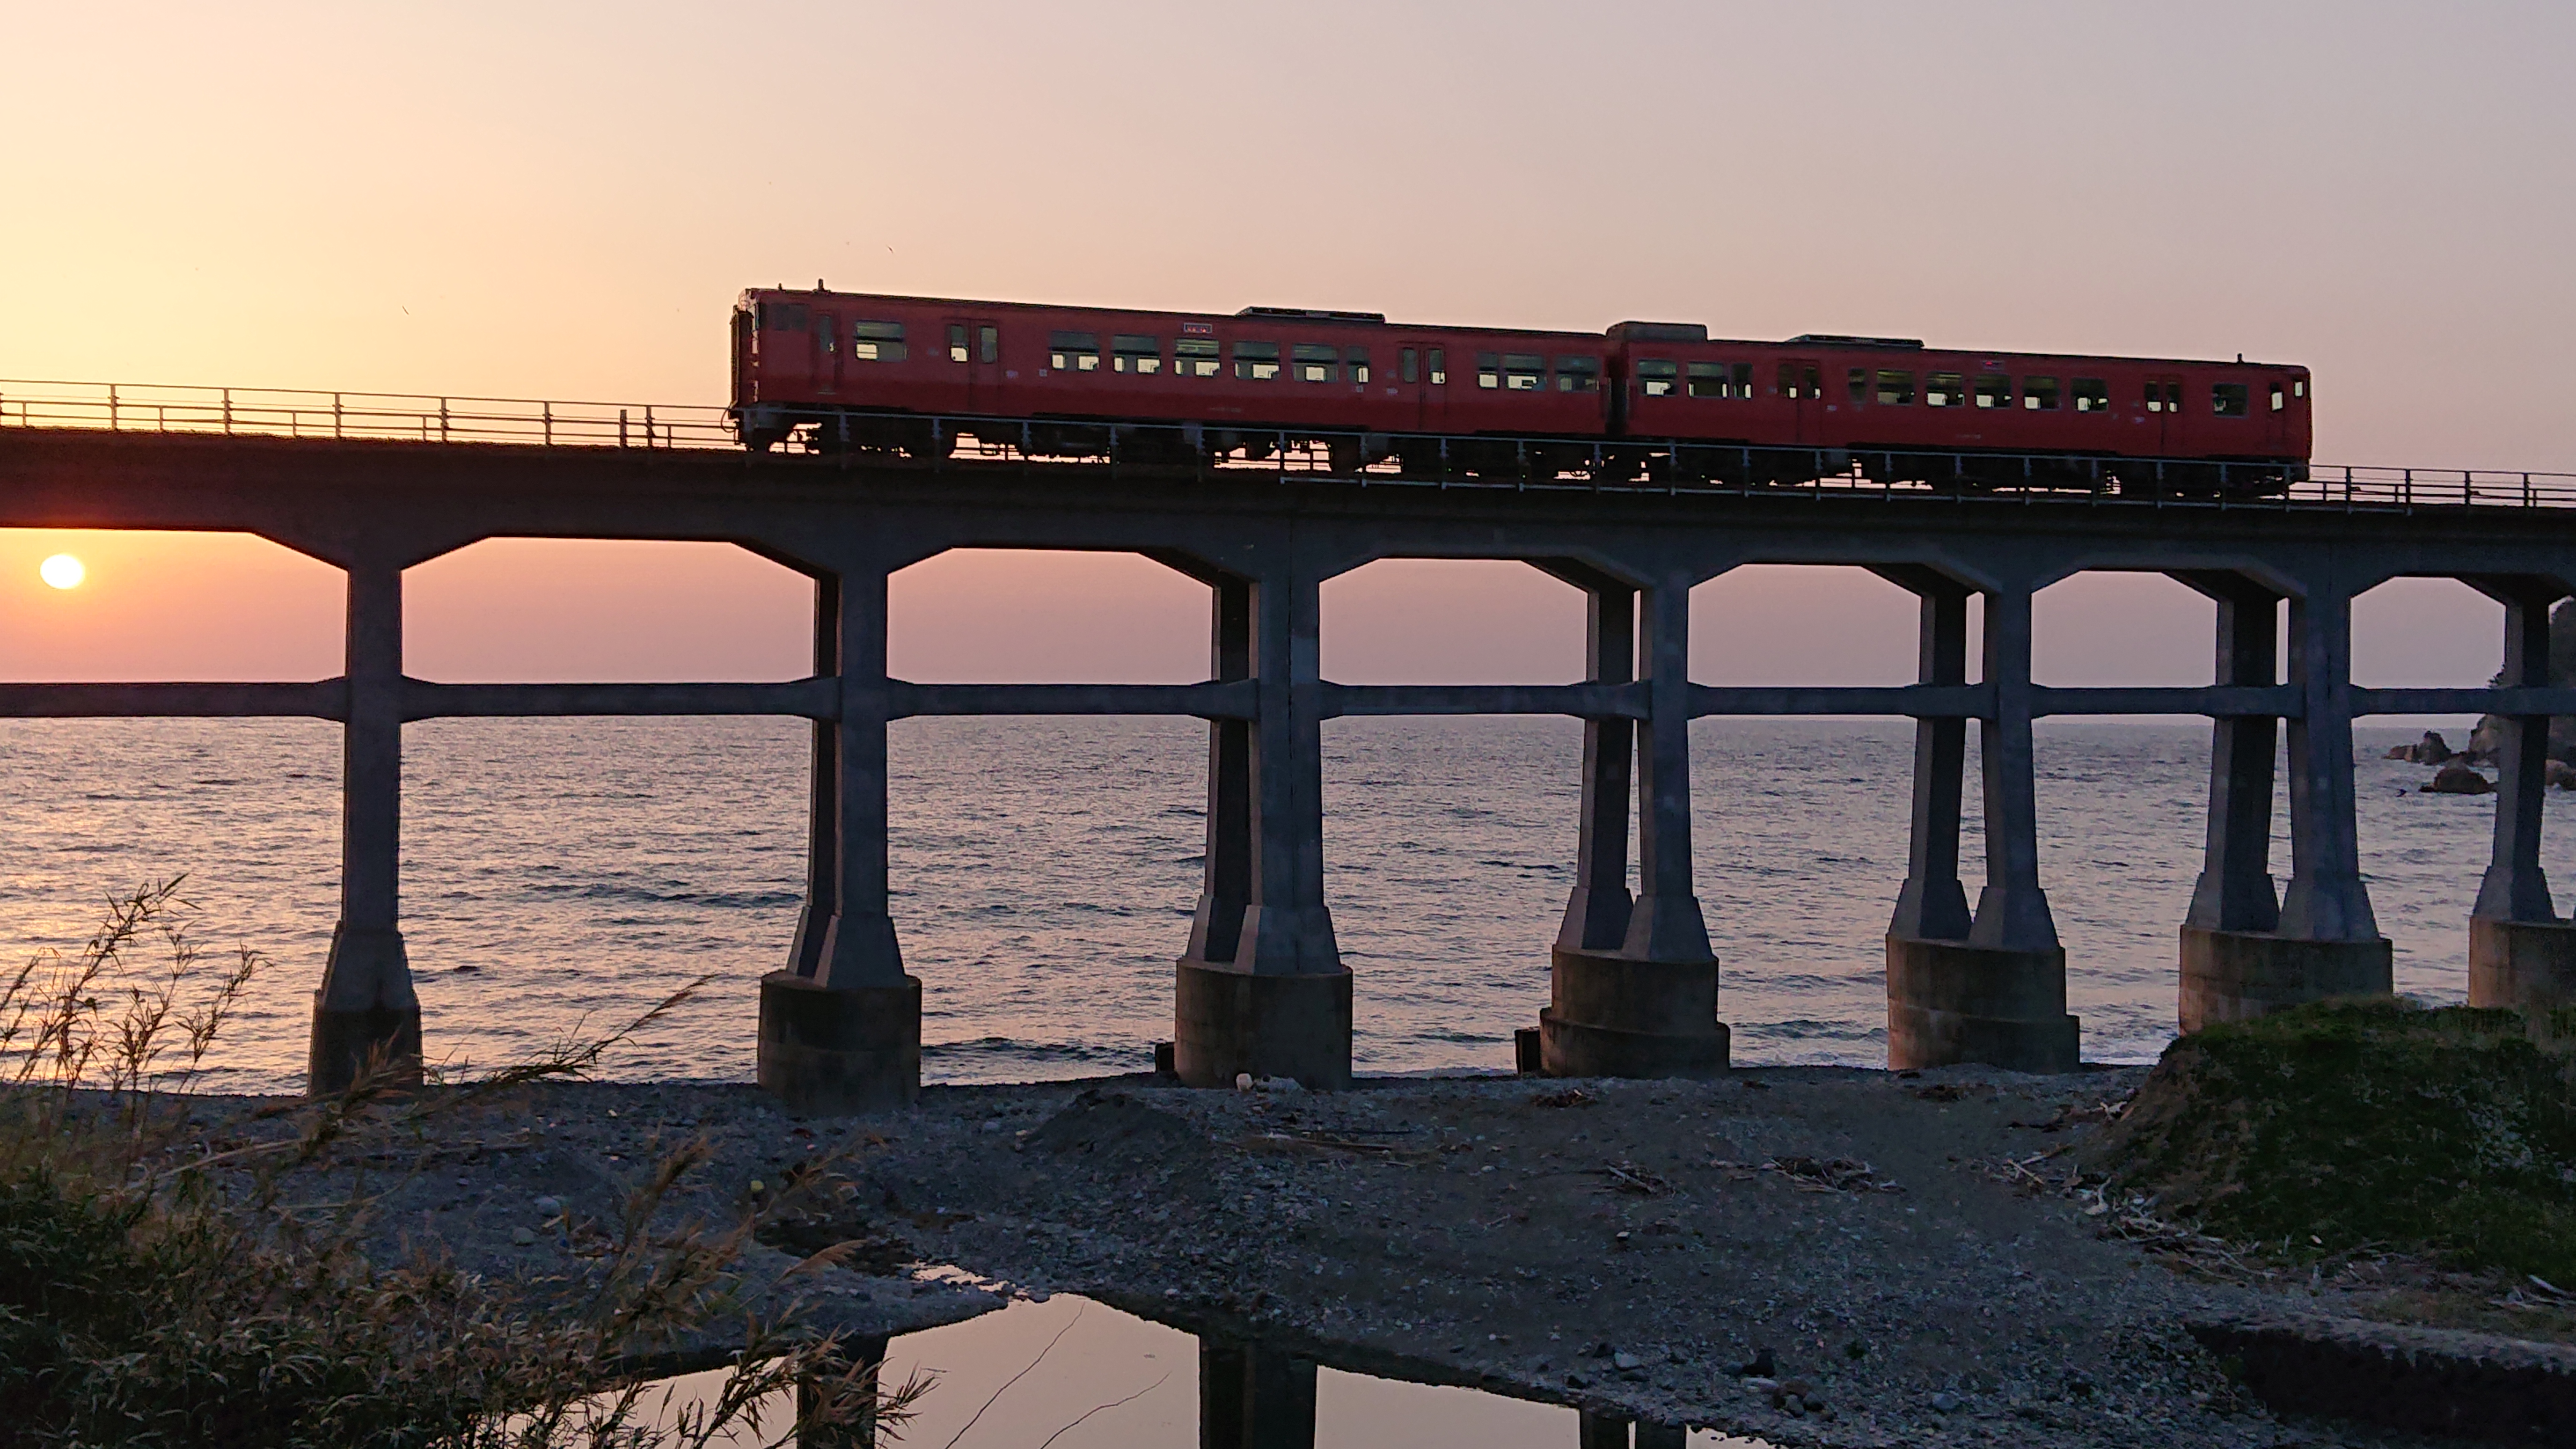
[193,1065,2484,1446]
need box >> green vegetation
[0,881,918,1448]
[2086,997,2576,1283]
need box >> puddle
[648,1294,1773,1447]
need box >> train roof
[739,287,2304,369]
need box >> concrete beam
[1323,682,1647,719]
[890,681,1256,719]
[1691,683,1993,718]
[0,680,349,719]
[2034,685,2299,718]
[2353,687,2576,716]
[402,678,838,720]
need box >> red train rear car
[730,285,2310,492]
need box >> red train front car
[730,285,2310,492]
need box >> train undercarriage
[732,405,2302,498]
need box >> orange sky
[2,3,2567,690]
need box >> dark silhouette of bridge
[6,379,2575,1108]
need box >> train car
[731,285,2311,492]
[1607,323,2310,491]
[731,285,1610,473]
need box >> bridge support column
[1539,572,1725,1079]
[2470,579,2576,1005]
[2254,579,2396,1006]
[762,564,921,1113]
[1200,1337,1317,1449]
[1888,583,2078,1072]
[309,554,421,1094]
[2174,578,2304,1029]
[1176,565,1350,1089]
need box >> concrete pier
[2469,579,2576,1006]
[309,553,421,1092]
[1175,560,1352,1089]
[761,562,922,1112]
[8,422,2576,1106]
[1887,580,2078,1072]
[1538,572,1727,1079]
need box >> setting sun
[38,554,84,590]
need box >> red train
[729,285,2311,491]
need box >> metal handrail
[3,376,2572,513]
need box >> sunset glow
[37,555,82,590]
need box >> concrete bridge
[6,384,2576,1109]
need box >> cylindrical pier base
[1537,949,1729,1079]
[1173,960,1352,1090]
[2178,925,2393,1032]
[307,995,423,1095]
[757,972,922,1114]
[1887,935,2078,1072]
[2468,917,2576,1008]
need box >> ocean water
[0,715,2544,1094]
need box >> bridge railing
[0,379,737,451]
[6,377,2573,512]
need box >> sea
[0,715,2541,1095]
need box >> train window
[1233,341,1281,381]
[1847,367,1869,402]
[1778,363,1821,399]
[1973,373,2011,409]
[2144,381,2181,413]
[1427,348,1446,386]
[1925,372,1965,408]
[1292,343,1339,383]
[1477,352,1501,389]
[2293,378,2306,399]
[1875,370,1916,406]
[1638,359,1679,397]
[1112,335,1161,374]
[1503,354,1544,391]
[1047,331,1100,372]
[1687,362,1727,399]
[979,326,998,365]
[851,320,906,363]
[2269,382,2285,412]
[1347,347,1370,384]
[760,302,809,331]
[816,313,837,357]
[1176,338,1220,377]
[1555,357,1600,393]
[2024,376,2059,410]
[2072,379,2109,413]
[1401,348,1419,384]
[948,324,969,364]
[2212,382,2249,417]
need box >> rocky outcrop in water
[2385,731,2454,764]
[2423,763,2496,795]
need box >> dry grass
[0,880,931,1448]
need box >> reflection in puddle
[653,1295,1770,1447]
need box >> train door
[2146,374,2184,454]
[1398,341,1447,433]
[2262,375,2291,452]
[813,310,842,396]
[1779,359,1824,445]
[945,317,1000,414]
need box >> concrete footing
[1537,949,1729,1079]
[2468,916,2576,1008]
[1173,959,1352,1090]
[1887,935,2078,1073]
[2178,925,2393,1032]
[307,995,423,1095]
[756,972,922,1114]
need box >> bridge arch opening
[887,548,1214,1080]
[1315,559,1592,1071]
[2349,574,2574,1004]
[1682,564,1932,1067]
[0,527,345,1091]
[405,538,812,683]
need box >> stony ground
[186,1065,2502,1447]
